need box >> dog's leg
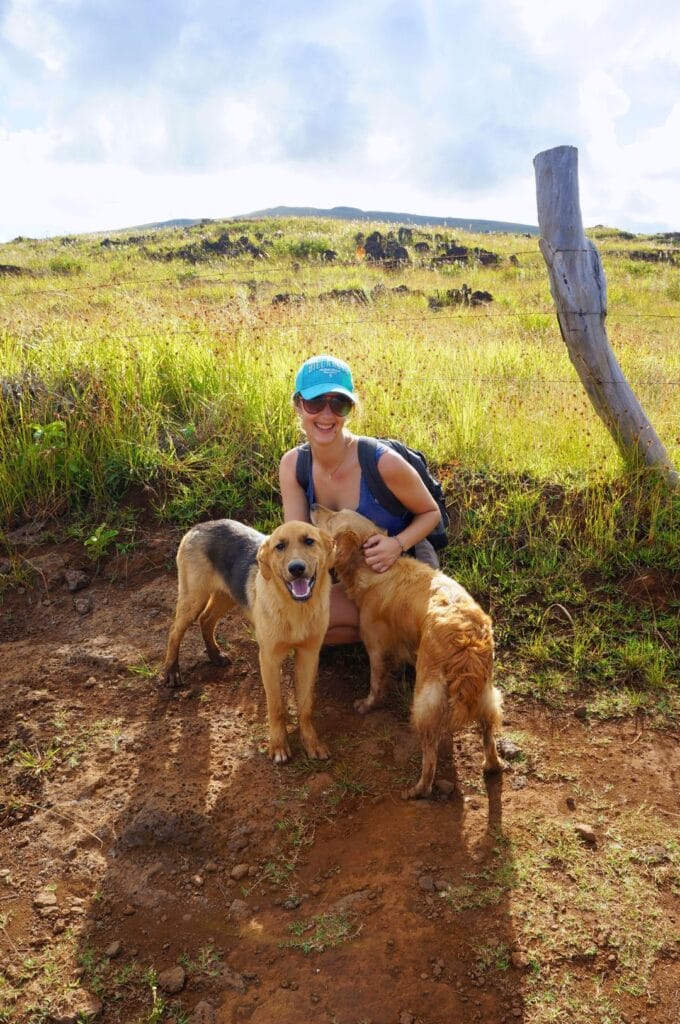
[355,628,391,714]
[258,644,291,764]
[479,684,504,773]
[403,672,448,799]
[198,593,235,666]
[293,646,329,760]
[161,591,210,687]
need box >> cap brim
[298,384,355,402]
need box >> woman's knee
[413,539,439,569]
[325,583,361,645]
[329,583,359,627]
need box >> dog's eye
[274,541,286,551]
[303,536,315,546]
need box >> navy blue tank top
[304,440,411,536]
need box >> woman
[279,355,441,644]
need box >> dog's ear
[338,528,361,549]
[310,503,331,528]
[256,538,273,581]
[334,529,362,564]
[316,527,335,570]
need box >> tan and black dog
[311,506,503,798]
[161,519,334,763]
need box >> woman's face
[296,393,352,445]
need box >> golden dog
[311,507,503,797]
[161,519,334,763]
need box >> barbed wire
[2,253,678,389]
[1,361,677,388]
[0,244,678,296]
[1,271,677,299]
[2,309,679,336]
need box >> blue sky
[1,0,678,240]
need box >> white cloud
[2,0,69,72]
[504,0,611,55]
[0,0,678,239]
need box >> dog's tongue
[291,578,311,599]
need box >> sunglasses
[299,393,354,416]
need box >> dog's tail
[442,609,499,731]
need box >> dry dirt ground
[1,527,678,1024]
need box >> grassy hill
[106,205,540,236]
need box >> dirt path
[1,532,678,1023]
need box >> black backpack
[295,435,450,550]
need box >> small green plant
[440,880,506,912]
[31,420,67,448]
[13,741,62,777]
[275,814,312,847]
[134,969,168,1024]
[78,946,105,998]
[127,658,158,679]
[247,815,314,894]
[284,237,334,260]
[84,523,119,560]
[113,962,137,986]
[48,254,84,275]
[178,946,222,978]
[473,939,511,972]
[616,636,672,689]
[142,986,167,1024]
[330,764,372,801]
[282,910,358,954]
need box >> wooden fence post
[533,145,678,488]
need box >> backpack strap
[357,437,408,517]
[297,436,420,526]
[295,442,312,493]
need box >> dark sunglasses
[299,393,354,416]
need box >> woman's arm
[279,448,311,523]
[362,450,441,572]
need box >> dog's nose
[288,559,306,578]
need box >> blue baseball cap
[294,355,355,402]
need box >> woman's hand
[362,533,403,573]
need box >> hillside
[242,205,540,235]
[118,206,540,237]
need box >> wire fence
[2,302,679,327]
[1,247,678,388]
[2,273,679,302]
[0,241,678,292]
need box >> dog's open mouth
[286,574,316,601]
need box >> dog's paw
[354,695,378,715]
[302,734,330,760]
[208,649,231,668]
[160,667,181,688]
[401,781,432,800]
[268,737,292,764]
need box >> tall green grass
[2,314,675,524]
[1,217,677,523]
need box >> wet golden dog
[161,519,334,763]
[311,507,503,797]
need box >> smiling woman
[278,354,442,644]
